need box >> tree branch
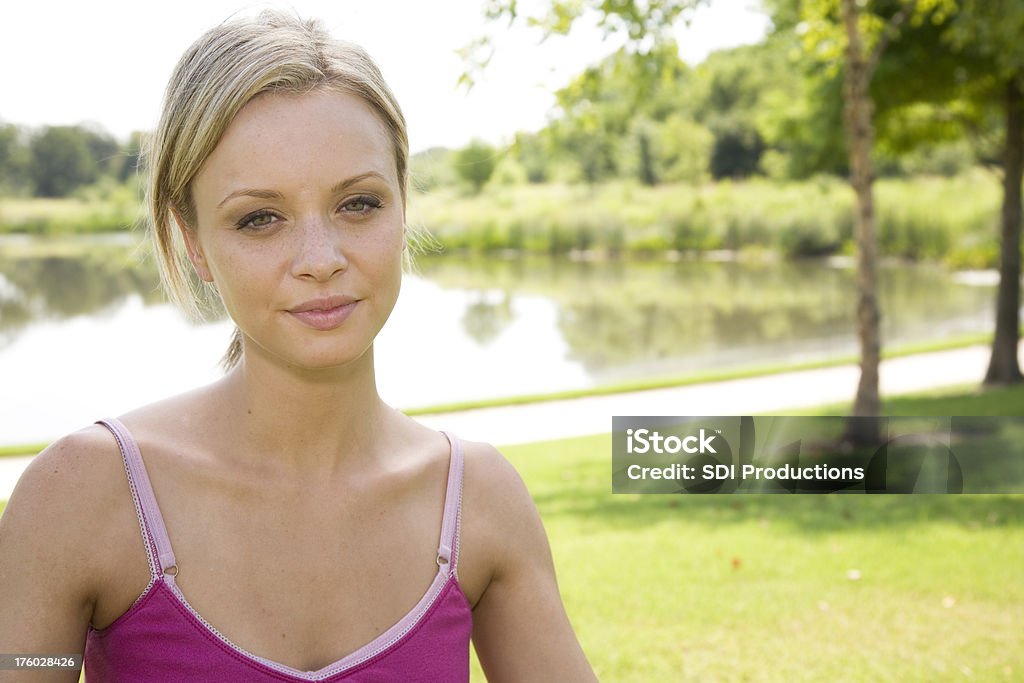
[866,0,918,83]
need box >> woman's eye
[236,211,278,230]
[342,196,383,214]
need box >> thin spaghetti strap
[96,418,178,580]
[436,431,464,577]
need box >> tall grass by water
[409,170,1001,267]
[0,180,142,235]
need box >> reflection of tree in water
[415,255,992,372]
[0,243,163,349]
[461,292,513,345]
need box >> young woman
[0,11,597,682]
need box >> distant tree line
[418,11,988,194]
[0,123,141,198]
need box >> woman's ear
[172,206,214,283]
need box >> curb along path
[414,344,1000,445]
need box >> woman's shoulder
[458,437,528,500]
[8,382,220,534]
[14,423,129,512]
[1,424,136,609]
[452,437,548,578]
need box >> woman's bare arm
[465,443,598,683]
[0,428,117,682]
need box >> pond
[0,234,996,445]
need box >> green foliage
[469,0,1020,189]
[29,126,101,197]
[511,131,552,183]
[0,178,143,235]
[546,44,691,183]
[487,154,529,188]
[26,125,123,197]
[407,172,999,264]
[0,123,136,199]
[453,139,498,193]
[0,124,30,195]
[944,0,1024,78]
[653,115,713,183]
[708,117,764,179]
[489,0,704,44]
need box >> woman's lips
[288,297,359,331]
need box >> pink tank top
[84,418,472,682]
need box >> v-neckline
[159,568,459,679]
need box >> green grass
[0,443,49,458]
[777,381,1024,417]
[468,386,1024,680]
[488,430,1024,680]
[0,183,142,235]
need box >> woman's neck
[213,342,396,477]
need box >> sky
[0,0,769,153]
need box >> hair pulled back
[145,10,408,368]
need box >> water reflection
[415,255,992,381]
[0,238,163,348]
[0,237,996,443]
[462,291,515,345]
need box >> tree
[774,0,963,444]
[511,131,553,183]
[837,0,888,443]
[29,126,100,197]
[454,139,498,193]
[856,0,1024,385]
[546,41,692,183]
[943,1,1024,385]
[0,124,30,195]
[708,116,764,179]
[985,76,1024,384]
[691,40,792,178]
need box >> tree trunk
[841,0,883,445]
[983,75,1024,386]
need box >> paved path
[0,344,1006,501]
[415,344,999,444]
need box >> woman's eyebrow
[216,171,389,209]
[329,171,389,194]
[217,188,282,209]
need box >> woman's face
[183,88,405,372]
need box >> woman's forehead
[194,89,396,199]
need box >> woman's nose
[290,214,349,281]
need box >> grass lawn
[495,436,1022,681]
[474,385,1024,681]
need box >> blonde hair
[145,10,410,369]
